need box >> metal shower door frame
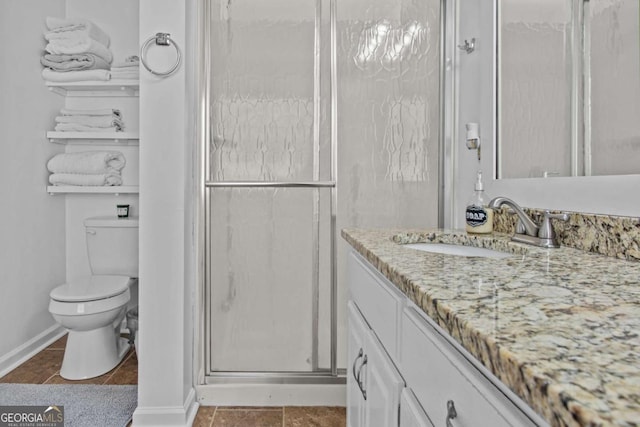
[201,0,339,381]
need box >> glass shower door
[204,0,334,375]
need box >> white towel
[44,30,111,50]
[45,38,113,64]
[54,123,121,132]
[109,70,139,80]
[42,68,110,82]
[49,173,122,186]
[45,17,110,48]
[60,108,121,118]
[111,65,139,71]
[111,56,140,69]
[40,53,110,72]
[55,115,124,129]
[47,151,126,174]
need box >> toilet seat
[51,275,132,302]
[49,276,133,317]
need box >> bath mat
[0,384,137,427]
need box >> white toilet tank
[84,216,139,277]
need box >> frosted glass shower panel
[498,0,572,178]
[336,0,440,228]
[208,188,332,372]
[588,0,640,176]
[209,0,323,182]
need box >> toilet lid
[50,275,131,302]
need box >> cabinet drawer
[400,308,537,427]
[400,388,434,427]
[348,251,404,358]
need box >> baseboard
[133,387,199,427]
[0,325,66,378]
[196,383,347,407]
[184,389,199,426]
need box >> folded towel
[109,70,139,80]
[49,173,122,186]
[54,123,122,132]
[110,65,139,71]
[45,16,90,31]
[60,108,121,118]
[55,115,124,129]
[45,17,110,47]
[111,67,139,73]
[47,151,126,174]
[45,38,113,64]
[111,56,140,68]
[42,68,110,82]
[40,53,110,72]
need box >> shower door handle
[205,181,336,188]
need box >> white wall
[134,0,198,425]
[454,0,640,227]
[451,0,491,228]
[0,0,66,370]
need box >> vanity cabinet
[347,250,543,427]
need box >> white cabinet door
[400,388,434,427]
[348,301,369,427]
[363,330,404,427]
[348,301,405,427]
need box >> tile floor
[0,334,137,385]
[0,334,346,426]
[193,406,346,427]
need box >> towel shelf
[47,185,140,195]
[46,131,139,145]
[44,79,139,196]
[46,80,139,97]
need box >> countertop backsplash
[493,207,640,261]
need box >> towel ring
[140,32,181,77]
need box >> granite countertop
[342,228,640,427]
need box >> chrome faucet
[488,197,538,237]
[488,197,568,248]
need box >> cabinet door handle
[446,400,458,427]
[352,348,363,383]
[357,354,368,400]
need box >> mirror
[496,0,640,179]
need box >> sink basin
[403,243,512,259]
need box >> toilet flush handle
[86,230,97,235]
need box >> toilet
[49,216,138,380]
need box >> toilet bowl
[49,276,136,379]
[49,216,138,380]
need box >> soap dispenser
[465,170,493,234]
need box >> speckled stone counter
[341,228,640,427]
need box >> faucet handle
[538,210,569,241]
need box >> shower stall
[200,0,443,385]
